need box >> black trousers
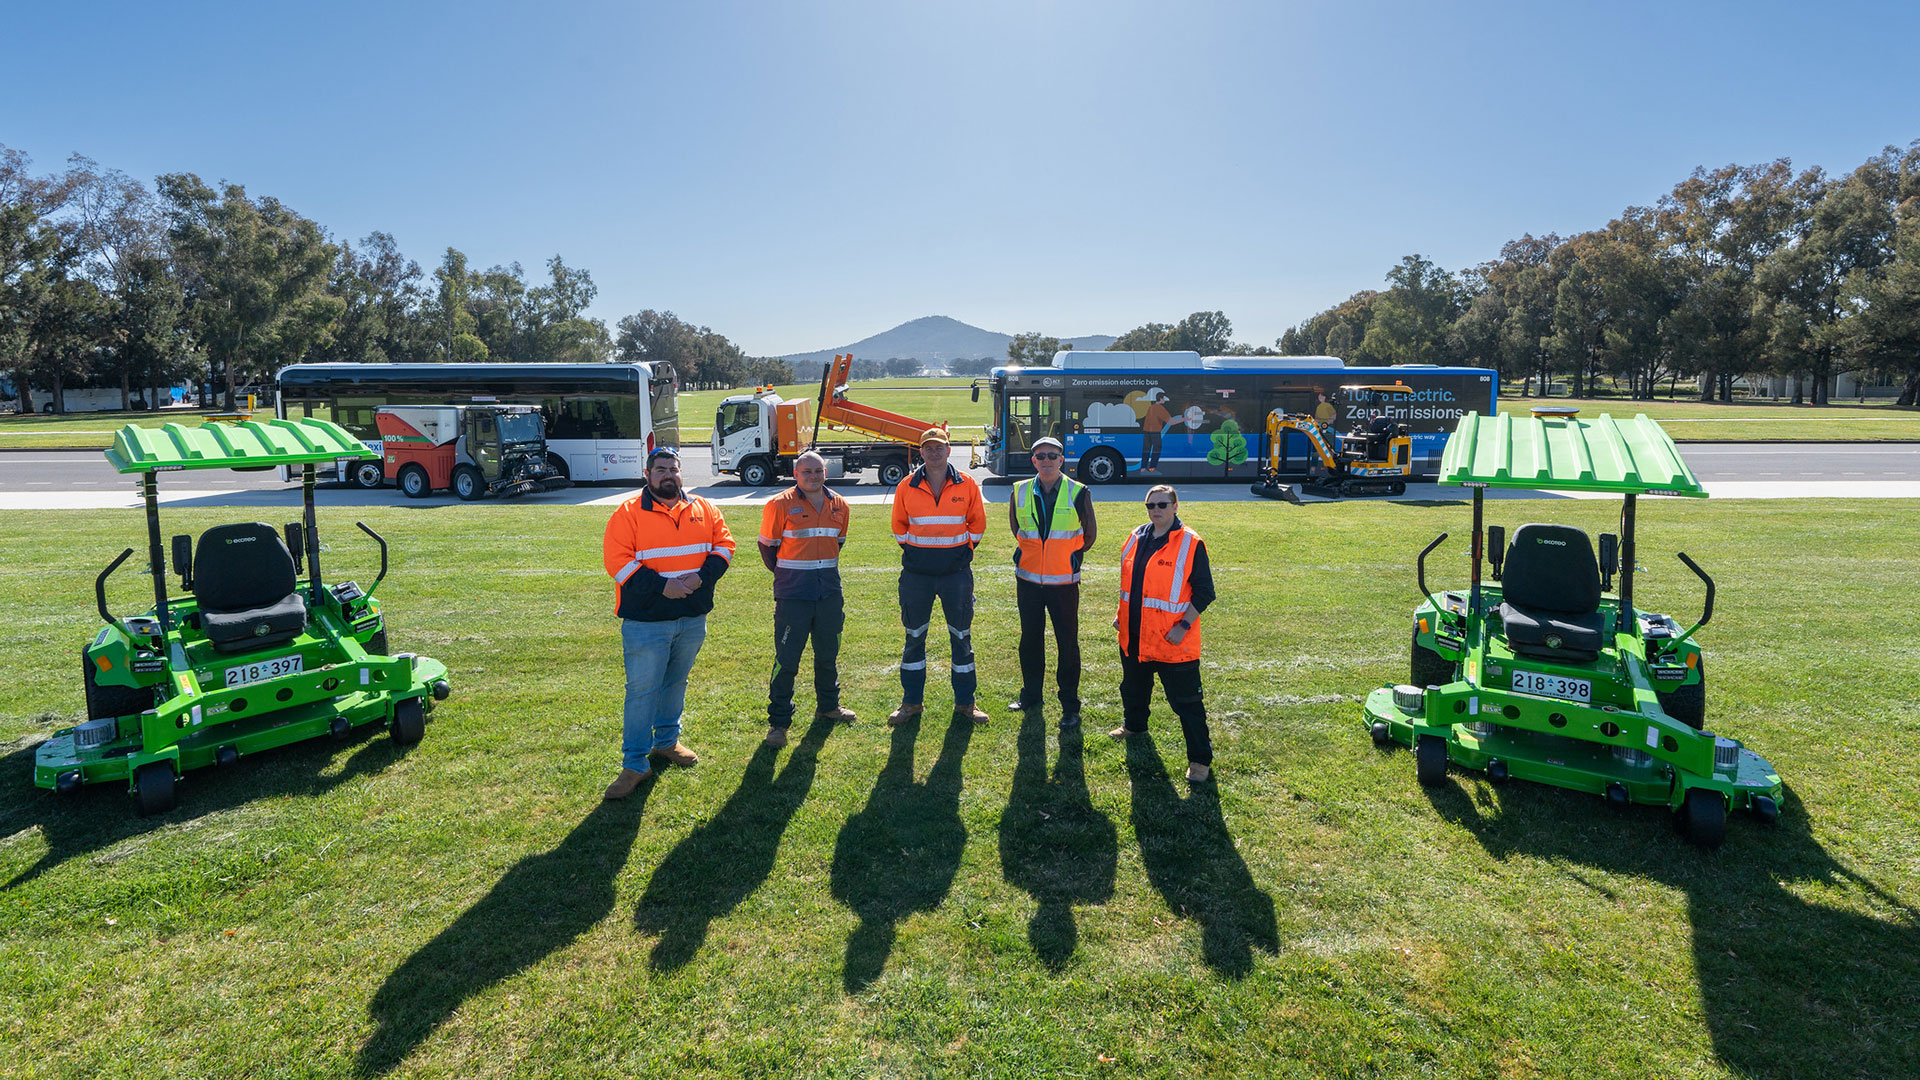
[899,568,976,707]
[1016,579,1081,711]
[767,596,844,727]
[1118,654,1211,765]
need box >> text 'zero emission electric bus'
[276,362,679,487]
[978,352,1497,483]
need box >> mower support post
[140,471,172,631]
[1618,494,1637,619]
[1469,487,1485,616]
[302,464,324,594]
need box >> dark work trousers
[767,596,845,728]
[1016,578,1081,711]
[1118,654,1212,765]
[899,568,977,707]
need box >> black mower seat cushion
[1499,523,1604,661]
[1499,603,1605,662]
[194,522,306,652]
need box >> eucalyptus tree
[157,174,340,407]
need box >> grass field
[2,497,1917,1078]
[1493,395,1920,441]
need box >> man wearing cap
[1006,436,1097,729]
[758,450,856,747]
[888,427,989,725]
[600,447,736,799]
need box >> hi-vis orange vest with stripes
[1013,475,1086,584]
[603,491,736,611]
[1117,524,1202,663]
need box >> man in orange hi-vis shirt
[601,447,736,800]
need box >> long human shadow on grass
[998,707,1116,969]
[356,789,652,1076]
[0,727,406,892]
[634,716,836,970]
[830,716,973,992]
[1125,735,1279,978]
[1424,781,1920,1080]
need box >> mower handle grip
[1417,532,1448,611]
[356,521,388,594]
[96,548,134,628]
[1672,551,1714,645]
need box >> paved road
[5,443,1920,508]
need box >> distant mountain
[780,315,1117,370]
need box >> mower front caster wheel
[1679,788,1727,850]
[134,762,176,816]
[1370,721,1392,747]
[1750,794,1779,825]
[391,697,426,746]
[1414,734,1448,786]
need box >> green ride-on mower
[34,418,452,816]
[1363,411,1781,849]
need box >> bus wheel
[398,464,432,499]
[1078,449,1125,484]
[352,460,385,489]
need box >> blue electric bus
[979,352,1497,482]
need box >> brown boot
[1108,724,1139,740]
[650,743,700,768]
[602,767,652,801]
[886,703,923,726]
[816,705,858,722]
[764,727,788,748]
[955,703,990,724]
[1186,762,1212,782]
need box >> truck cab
[378,404,570,500]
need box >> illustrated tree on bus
[1207,418,1248,477]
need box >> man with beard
[601,447,736,799]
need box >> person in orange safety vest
[600,447,736,800]
[1107,484,1218,782]
[757,450,856,748]
[888,428,989,726]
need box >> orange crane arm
[813,353,947,444]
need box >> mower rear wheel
[398,464,431,499]
[452,465,485,501]
[1411,628,1452,688]
[83,652,153,721]
[391,697,426,746]
[366,629,389,657]
[1657,657,1706,729]
[134,762,176,816]
[1415,734,1448,786]
[1679,788,1726,850]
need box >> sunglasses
[1032,453,1061,460]
[1143,500,1172,509]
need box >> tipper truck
[712,353,947,486]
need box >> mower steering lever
[96,548,134,629]
[1671,551,1715,646]
[356,521,389,593]
[1417,532,1448,613]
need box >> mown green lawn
[678,380,989,444]
[2,497,1917,1079]
[1493,395,1920,441]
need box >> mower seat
[193,523,307,653]
[1498,523,1605,662]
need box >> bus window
[332,397,383,439]
[1006,394,1062,452]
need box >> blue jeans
[621,615,707,772]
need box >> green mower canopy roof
[105,418,375,474]
[1438,411,1707,497]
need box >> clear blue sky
[5,0,1916,356]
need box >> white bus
[276,362,678,486]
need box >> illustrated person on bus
[1139,389,1173,473]
[1313,389,1338,436]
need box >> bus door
[1003,392,1064,471]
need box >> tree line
[1277,144,1920,405]
[0,146,788,412]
